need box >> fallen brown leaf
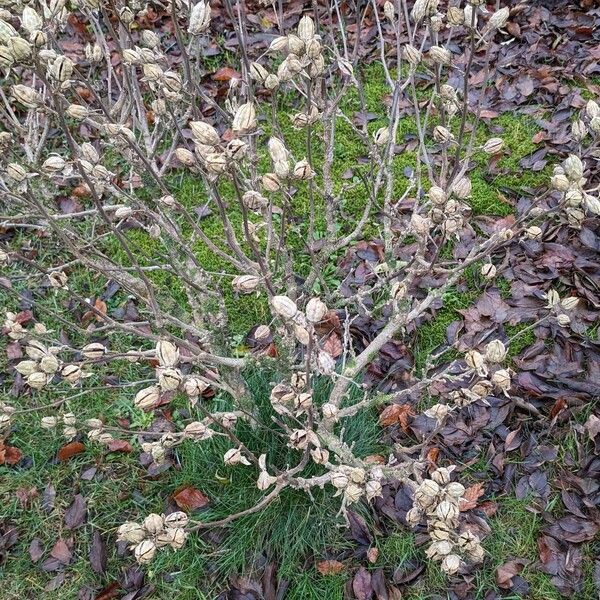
[57,441,85,461]
[459,482,485,511]
[378,403,413,430]
[172,486,210,511]
[316,559,346,575]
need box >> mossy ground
[1,63,585,598]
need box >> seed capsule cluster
[407,467,484,575]
[117,512,189,564]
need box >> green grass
[0,369,383,599]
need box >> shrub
[0,0,597,578]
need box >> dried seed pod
[402,44,422,66]
[557,313,571,327]
[431,467,453,485]
[257,470,278,490]
[366,479,383,501]
[465,350,485,372]
[118,522,146,544]
[22,7,43,33]
[254,325,271,342]
[297,14,315,41]
[6,162,28,182]
[189,121,220,146]
[429,540,454,557]
[436,500,459,522]
[488,7,510,30]
[447,6,465,25]
[184,421,211,440]
[429,186,447,206]
[305,297,327,323]
[457,530,479,550]
[289,429,319,450]
[293,159,314,180]
[249,61,269,83]
[482,137,504,155]
[467,544,485,563]
[563,155,583,181]
[485,340,506,363]
[480,263,496,279]
[155,528,177,547]
[0,45,13,68]
[525,225,543,240]
[424,403,450,422]
[157,367,182,391]
[28,372,50,390]
[470,380,493,398]
[405,507,423,526]
[141,514,164,536]
[445,482,465,499]
[287,34,305,55]
[262,173,281,192]
[428,46,451,65]
[40,354,60,374]
[384,1,395,22]
[586,99,600,119]
[277,58,294,82]
[86,418,103,429]
[189,1,211,34]
[242,191,268,210]
[224,447,251,466]
[344,483,363,504]
[140,29,160,49]
[306,38,321,60]
[204,152,228,174]
[411,0,440,22]
[441,554,462,575]
[41,155,66,175]
[268,36,288,53]
[430,526,451,541]
[25,340,47,360]
[8,37,32,61]
[264,74,279,89]
[419,479,440,498]
[134,385,160,410]
[61,364,81,384]
[274,159,290,179]
[232,274,261,294]
[316,404,337,422]
[41,416,59,429]
[561,297,579,311]
[49,55,74,82]
[268,137,289,164]
[15,360,38,376]
[232,102,257,135]
[330,470,349,489]
[294,325,310,345]
[271,295,298,320]
[433,126,454,144]
[373,127,390,146]
[226,138,247,160]
[584,194,600,215]
[156,340,179,367]
[491,368,511,391]
[310,447,329,464]
[175,147,195,166]
[134,540,156,564]
[572,120,588,142]
[452,177,472,199]
[66,104,89,120]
